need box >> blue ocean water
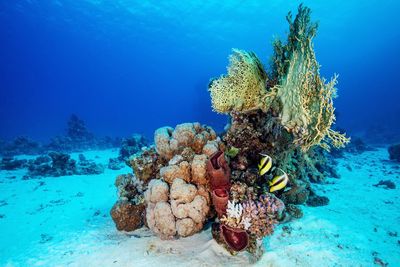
[1,0,399,141]
[1,1,400,266]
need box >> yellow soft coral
[274,5,349,151]
[209,49,275,114]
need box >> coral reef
[67,114,94,141]
[46,114,121,152]
[24,151,104,178]
[108,157,125,170]
[128,146,165,184]
[118,134,148,162]
[110,201,145,231]
[114,173,144,202]
[0,136,42,156]
[220,194,284,238]
[109,4,350,261]
[107,134,148,170]
[388,144,400,162]
[110,123,222,238]
[154,122,219,160]
[110,173,146,231]
[0,157,28,170]
[205,5,349,256]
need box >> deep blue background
[0,0,399,141]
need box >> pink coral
[241,194,285,238]
[144,178,209,239]
[154,123,219,160]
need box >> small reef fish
[258,153,273,176]
[269,168,289,193]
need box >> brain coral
[208,49,275,114]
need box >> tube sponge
[208,49,275,114]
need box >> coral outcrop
[109,4,350,261]
[110,201,145,231]
[128,146,165,184]
[24,152,104,178]
[141,123,221,238]
[0,136,42,156]
[0,157,28,170]
[205,5,349,256]
[46,114,121,152]
[110,173,146,231]
[388,144,400,162]
[110,123,222,238]
[118,134,148,161]
[108,135,149,171]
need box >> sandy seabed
[0,148,399,267]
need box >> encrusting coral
[110,174,146,231]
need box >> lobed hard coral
[155,123,219,160]
[208,49,275,114]
[144,178,210,239]
[135,123,222,239]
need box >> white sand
[0,148,399,266]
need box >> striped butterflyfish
[269,168,289,193]
[258,153,272,176]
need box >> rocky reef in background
[0,136,43,157]
[0,114,148,176]
[109,5,350,260]
[108,134,148,170]
[0,114,122,156]
[25,152,105,178]
[388,144,400,162]
[0,151,105,177]
[363,124,400,145]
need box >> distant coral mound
[388,144,400,162]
